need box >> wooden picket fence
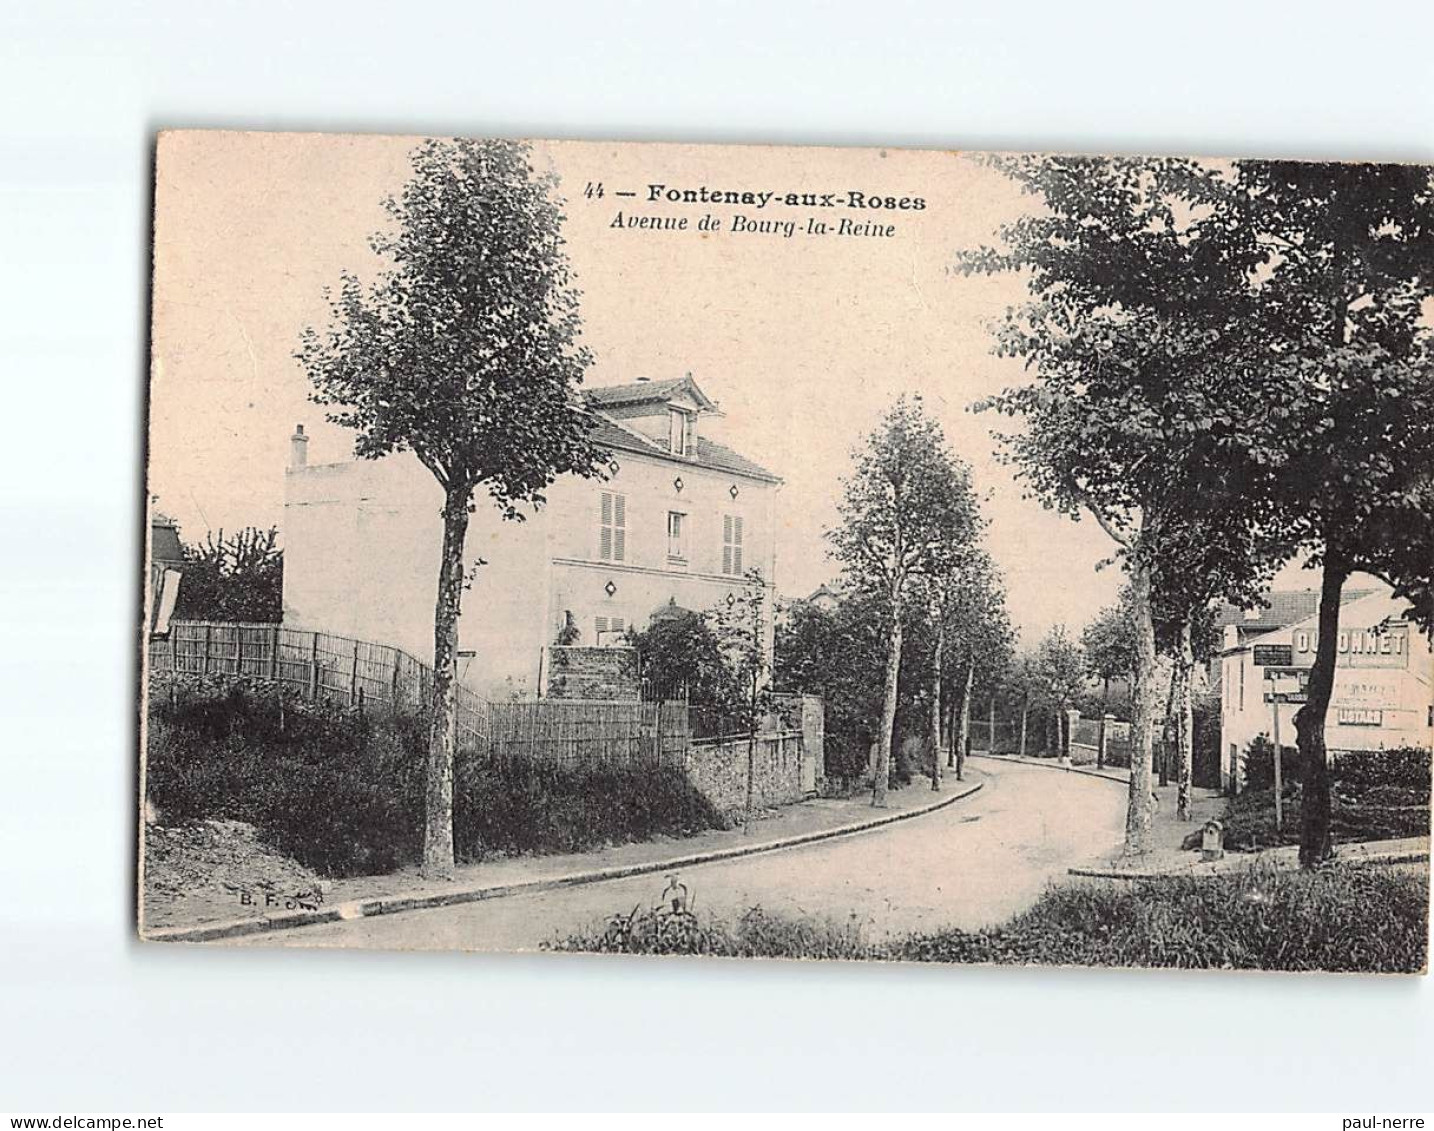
[488,699,689,770]
[147,620,686,765]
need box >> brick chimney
[290,424,308,470]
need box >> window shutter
[595,616,608,634]
[733,517,743,574]
[600,492,625,561]
[722,514,733,575]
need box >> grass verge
[549,863,1429,973]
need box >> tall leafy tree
[964,155,1283,854]
[627,608,731,705]
[934,551,1013,779]
[774,588,890,780]
[1034,625,1085,759]
[1234,161,1434,865]
[298,138,606,879]
[173,526,284,624]
[828,396,982,806]
[1005,649,1041,758]
[1081,593,1136,770]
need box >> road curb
[971,753,1129,786]
[142,777,986,945]
[1069,842,1430,881]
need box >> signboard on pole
[1262,667,1310,704]
[1252,643,1293,667]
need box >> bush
[1242,739,1431,799]
[147,674,724,877]
[1333,746,1432,797]
[453,757,721,860]
[1214,786,1429,852]
[549,904,875,960]
[147,675,425,876]
[1241,735,1301,792]
[553,866,1430,974]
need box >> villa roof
[583,374,720,413]
[582,382,780,483]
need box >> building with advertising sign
[1218,588,1434,790]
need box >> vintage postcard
[141,130,1433,971]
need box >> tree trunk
[1124,558,1158,856]
[1096,676,1109,769]
[987,696,996,755]
[423,486,472,880]
[1175,619,1194,821]
[745,731,756,833]
[930,605,944,791]
[873,586,903,807]
[1294,546,1347,867]
[956,659,973,781]
[1018,696,1028,757]
[946,693,958,768]
[1158,658,1176,788]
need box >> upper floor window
[667,511,687,561]
[600,491,626,561]
[669,409,693,456]
[722,514,744,575]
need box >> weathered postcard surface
[142,131,1433,971]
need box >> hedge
[147,674,722,877]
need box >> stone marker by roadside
[1201,819,1224,862]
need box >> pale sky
[149,131,1238,646]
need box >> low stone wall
[684,731,806,824]
[544,646,640,701]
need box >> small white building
[1218,588,1434,789]
[281,375,782,701]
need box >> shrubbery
[1333,745,1432,796]
[147,676,422,876]
[453,757,722,860]
[1222,740,1431,851]
[554,864,1429,973]
[894,865,1427,973]
[1239,735,1307,792]
[147,674,723,877]
[550,904,874,960]
[1241,737,1431,797]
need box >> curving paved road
[236,757,1127,954]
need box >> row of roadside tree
[962,156,1434,863]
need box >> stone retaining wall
[684,732,806,825]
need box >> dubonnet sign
[1292,622,1410,669]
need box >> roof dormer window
[669,408,694,456]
